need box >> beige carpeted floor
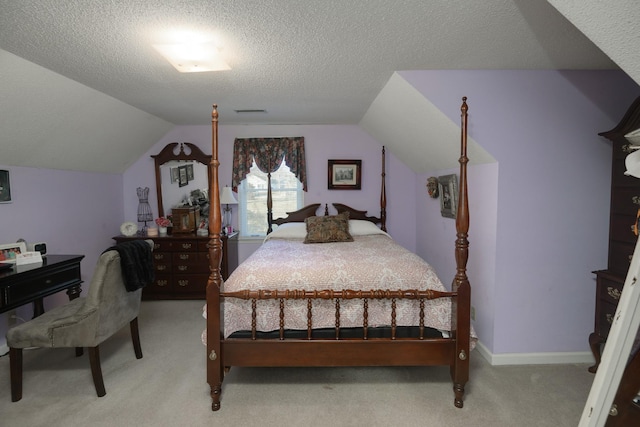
[0,300,594,426]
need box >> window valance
[231,137,307,191]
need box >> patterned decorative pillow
[304,212,353,243]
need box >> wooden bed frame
[205,97,471,411]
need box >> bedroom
[1,0,640,420]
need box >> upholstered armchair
[6,239,154,401]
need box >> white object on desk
[15,251,43,265]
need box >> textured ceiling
[0,0,618,126]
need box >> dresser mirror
[152,142,211,218]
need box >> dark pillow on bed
[304,212,353,243]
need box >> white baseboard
[474,340,595,366]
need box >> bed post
[207,104,224,411]
[451,96,471,408]
[380,146,387,232]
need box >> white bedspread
[217,223,462,339]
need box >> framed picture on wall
[186,164,194,181]
[438,174,458,218]
[328,160,361,190]
[178,165,188,187]
[170,167,179,184]
[0,169,11,203]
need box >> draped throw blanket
[103,240,154,292]
[232,137,307,191]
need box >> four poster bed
[205,97,473,411]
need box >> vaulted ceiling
[0,1,637,173]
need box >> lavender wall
[0,166,123,351]
[417,163,499,352]
[402,70,640,355]
[3,70,639,360]
[123,124,417,252]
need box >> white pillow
[264,222,307,241]
[348,220,389,237]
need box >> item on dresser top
[171,206,200,233]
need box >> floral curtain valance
[231,137,307,191]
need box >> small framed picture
[186,164,194,181]
[178,165,188,187]
[0,242,27,263]
[0,169,11,203]
[170,167,179,183]
[328,160,361,190]
[438,174,458,219]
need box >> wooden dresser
[113,232,238,300]
[590,96,640,372]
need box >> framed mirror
[152,142,211,218]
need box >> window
[238,158,303,236]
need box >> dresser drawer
[611,188,640,215]
[610,213,638,243]
[174,240,198,252]
[173,274,207,294]
[153,252,171,262]
[598,278,623,305]
[173,262,208,274]
[173,252,199,263]
[609,241,635,275]
[597,300,617,338]
[154,261,172,274]
[152,240,173,252]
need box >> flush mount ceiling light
[153,41,231,73]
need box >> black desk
[0,255,84,316]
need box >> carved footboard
[222,288,456,340]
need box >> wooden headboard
[271,203,321,228]
[333,203,383,228]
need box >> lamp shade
[220,186,238,205]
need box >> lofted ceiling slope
[360,73,496,173]
[0,1,635,174]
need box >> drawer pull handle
[606,313,613,324]
[180,254,189,260]
[178,266,188,271]
[154,254,164,260]
[157,265,167,271]
[45,279,52,284]
[182,243,192,249]
[633,196,640,206]
[178,280,189,287]
[154,244,161,250]
[157,280,168,287]
[607,287,621,300]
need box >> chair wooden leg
[130,317,143,359]
[88,346,106,397]
[9,348,23,402]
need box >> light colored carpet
[0,300,594,426]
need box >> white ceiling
[0,1,636,173]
